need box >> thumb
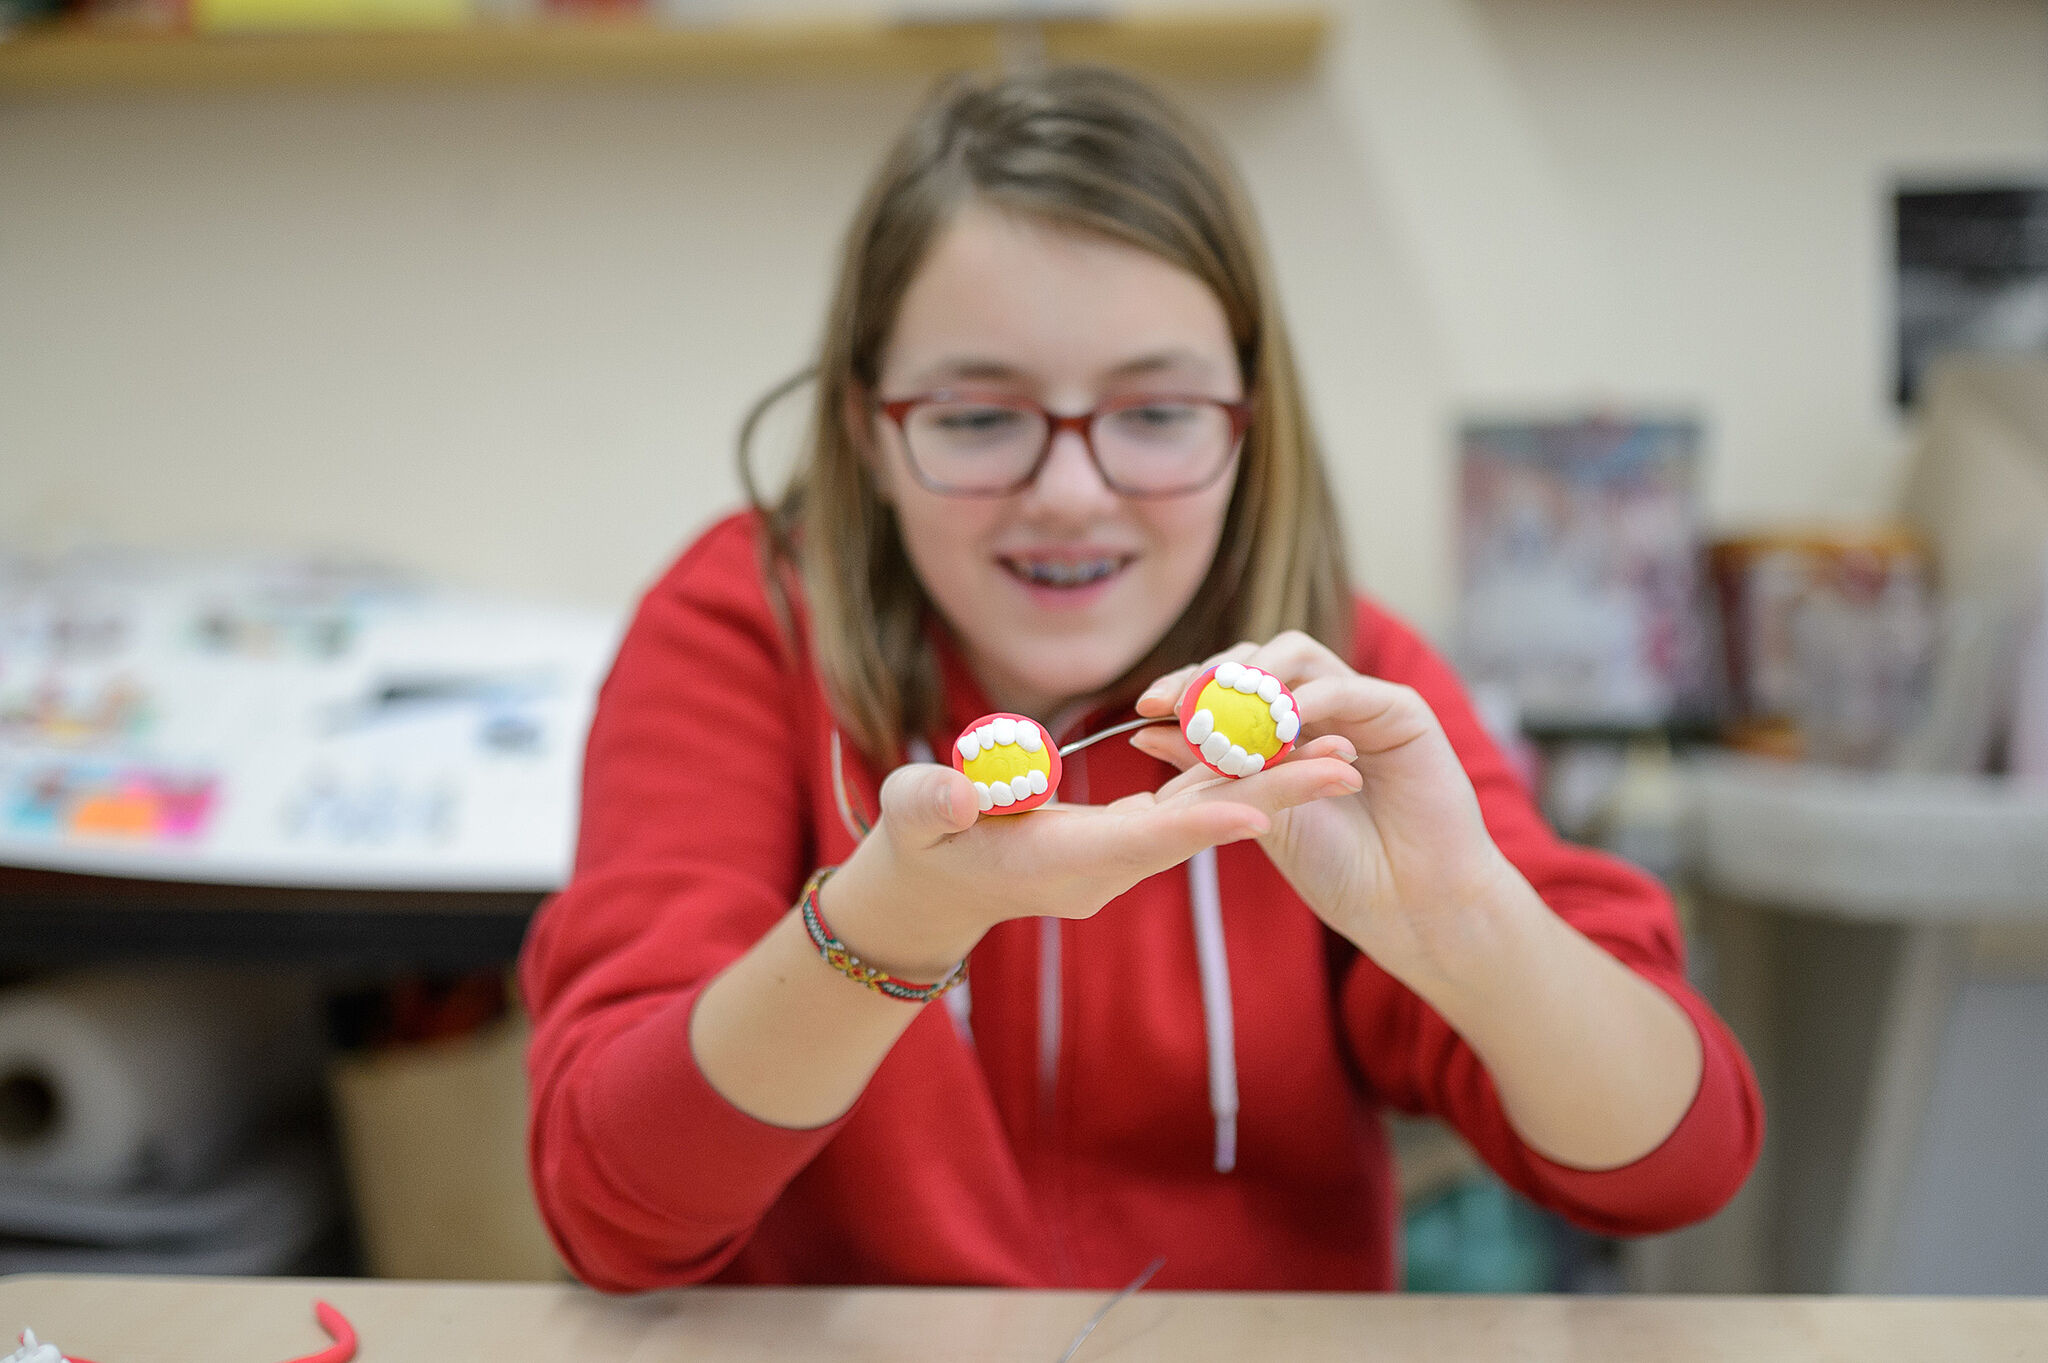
[877,761,980,848]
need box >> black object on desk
[0,866,539,973]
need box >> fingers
[1134,724,1358,804]
[1134,641,1258,716]
[1238,629,1351,692]
[876,762,980,849]
[1173,749,1360,816]
[1134,630,1353,718]
[1293,732,1365,765]
[1068,746,1360,881]
[1063,796,1272,879]
[1137,723,1361,808]
[1287,674,1439,756]
[1129,722,1199,772]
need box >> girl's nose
[1021,425,1118,517]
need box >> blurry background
[2,0,2047,1298]
[12,0,2046,622]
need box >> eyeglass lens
[903,400,1235,494]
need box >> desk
[3,1277,2045,1361]
[1686,758,2048,1292]
[0,865,538,972]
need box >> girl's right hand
[817,735,1364,982]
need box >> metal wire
[1056,715,1177,758]
[1054,1256,1166,1363]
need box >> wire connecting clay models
[954,662,1299,814]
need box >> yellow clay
[1197,680,1283,758]
[963,743,1053,787]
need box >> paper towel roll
[0,968,320,1194]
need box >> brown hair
[739,65,1352,765]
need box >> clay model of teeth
[954,712,1062,815]
[1175,661,1299,778]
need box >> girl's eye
[932,406,1026,434]
[1111,403,1199,430]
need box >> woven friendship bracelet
[798,865,968,1003]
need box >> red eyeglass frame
[875,392,1255,498]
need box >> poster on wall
[1896,184,2048,405]
[0,553,621,890]
[1455,414,1712,731]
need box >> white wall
[5,0,2046,630]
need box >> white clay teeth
[955,713,1058,815]
[1184,663,1298,776]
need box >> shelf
[0,8,1328,92]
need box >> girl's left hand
[1132,631,1519,986]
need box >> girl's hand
[1131,631,1519,987]
[820,731,1364,981]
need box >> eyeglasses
[876,392,1253,498]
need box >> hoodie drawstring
[839,727,1238,1171]
[1187,846,1239,1173]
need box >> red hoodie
[521,512,1762,1293]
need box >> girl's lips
[995,553,1137,610]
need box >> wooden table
[4,1277,2046,1361]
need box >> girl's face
[868,202,1244,722]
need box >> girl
[521,66,1761,1293]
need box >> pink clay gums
[953,712,1062,815]
[1174,661,1299,777]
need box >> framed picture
[1896,184,2048,406]
[1456,414,1711,731]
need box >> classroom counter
[4,1275,2046,1361]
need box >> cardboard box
[328,1007,563,1281]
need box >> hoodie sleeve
[519,516,847,1291]
[1336,601,1764,1236]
